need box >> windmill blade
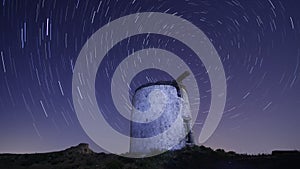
[176,71,191,83]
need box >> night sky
[0,0,300,155]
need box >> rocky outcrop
[65,143,94,155]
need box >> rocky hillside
[0,144,299,169]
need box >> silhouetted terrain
[0,143,299,169]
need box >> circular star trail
[0,0,299,154]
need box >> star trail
[0,0,299,154]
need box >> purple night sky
[0,0,299,154]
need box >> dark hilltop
[0,143,299,169]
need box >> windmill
[129,71,195,156]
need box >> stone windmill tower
[129,71,194,156]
